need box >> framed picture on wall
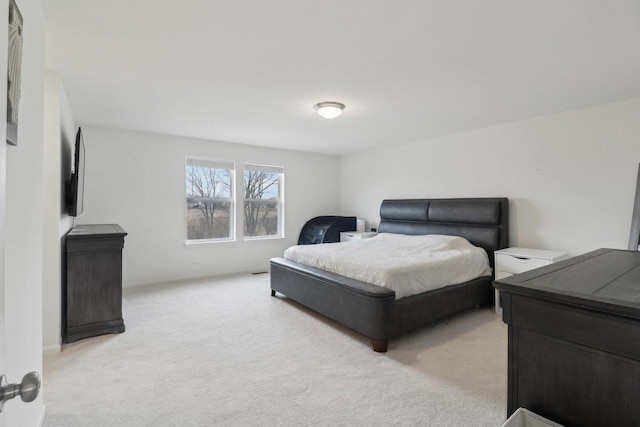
[7,0,24,146]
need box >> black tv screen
[66,127,85,217]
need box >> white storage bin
[501,408,564,427]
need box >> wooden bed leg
[271,289,276,297]
[371,339,388,353]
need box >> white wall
[339,98,640,257]
[42,72,75,353]
[2,0,46,424]
[77,126,340,286]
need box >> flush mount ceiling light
[313,102,345,119]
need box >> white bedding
[283,233,492,299]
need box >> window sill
[243,235,284,242]
[185,238,235,246]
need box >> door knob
[0,372,41,412]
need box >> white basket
[501,408,564,427]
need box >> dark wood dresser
[494,248,640,427]
[63,224,127,344]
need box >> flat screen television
[66,127,85,217]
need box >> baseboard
[43,344,61,354]
[123,267,269,290]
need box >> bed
[270,198,509,352]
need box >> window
[243,164,284,239]
[185,158,234,242]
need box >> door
[1,0,8,421]
[0,115,6,427]
[0,0,42,424]
[0,138,40,425]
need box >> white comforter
[283,233,492,299]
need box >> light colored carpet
[43,273,508,426]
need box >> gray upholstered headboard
[378,198,509,267]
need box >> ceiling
[43,1,640,155]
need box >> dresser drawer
[496,253,551,274]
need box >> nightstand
[340,231,377,242]
[494,247,568,314]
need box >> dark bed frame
[270,198,509,352]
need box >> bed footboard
[271,257,492,352]
[270,257,395,351]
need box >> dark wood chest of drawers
[63,224,127,344]
[494,248,640,427]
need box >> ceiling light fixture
[313,102,345,119]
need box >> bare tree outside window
[186,159,234,241]
[244,165,283,238]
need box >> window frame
[185,157,236,244]
[242,163,284,240]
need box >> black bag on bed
[297,216,356,245]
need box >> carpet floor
[43,273,507,426]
